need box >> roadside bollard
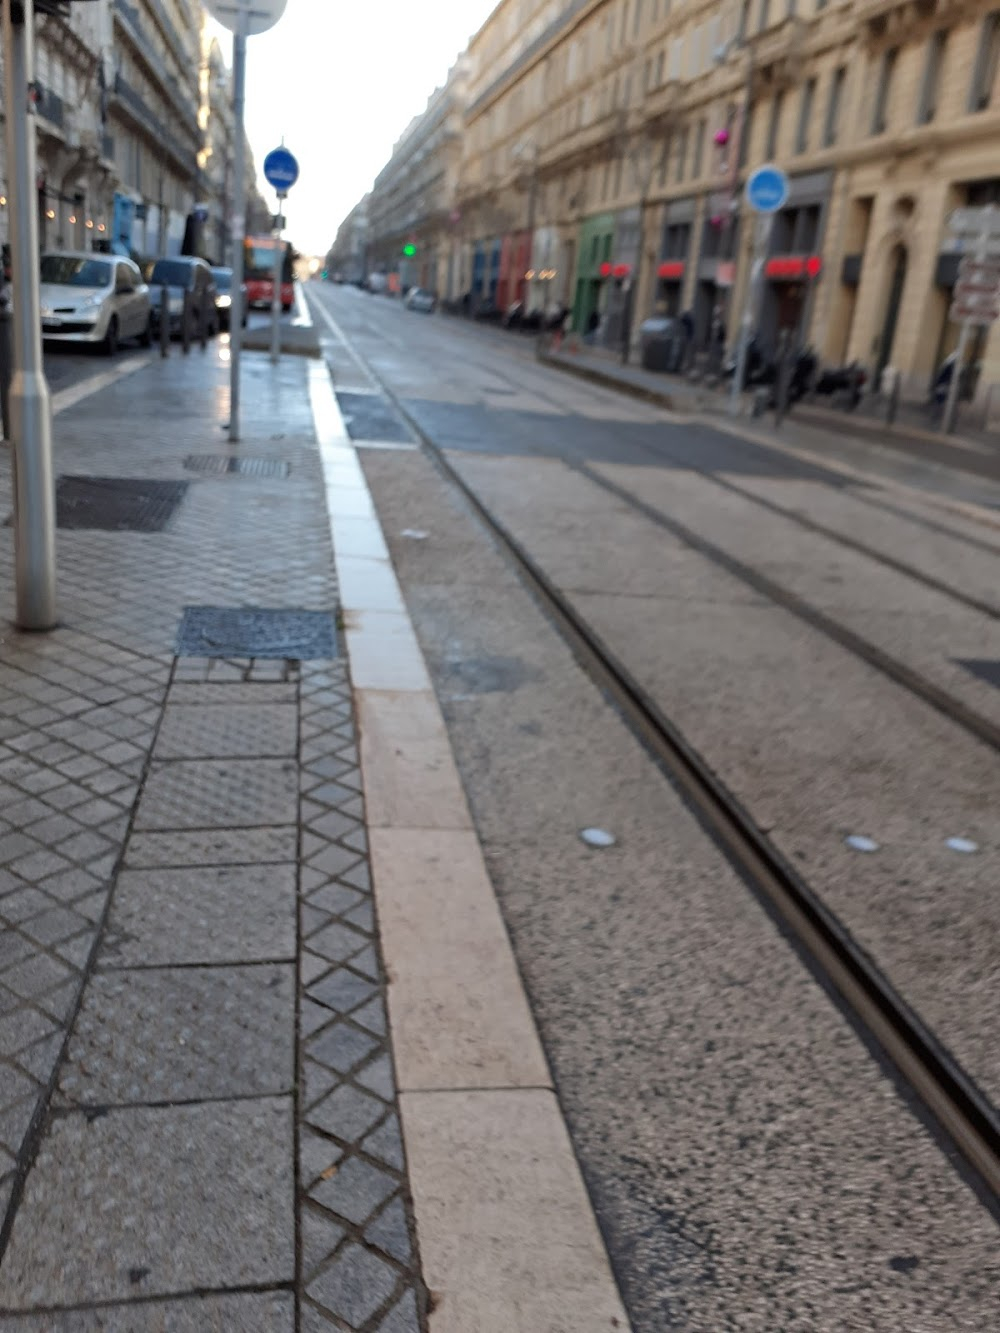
[159,288,170,358]
[774,353,793,429]
[181,291,192,355]
[0,293,11,439]
[886,371,900,426]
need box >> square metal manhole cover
[177,607,338,659]
[184,455,290,479]
[56,477,189,532]
[956,659,1000,690]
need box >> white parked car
[404,287,436,313]
[39,252,153,355]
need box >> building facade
[327,194,371,283]
[0,1,244,268]
[364,57,469,296]
[340,0,1000,408]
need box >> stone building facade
[0,1,253,268]
[347,0,1000,408]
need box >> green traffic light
[403,243,416,257]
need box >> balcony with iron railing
[34,81,65,132]
[541,107,627,173]
[111,72,198,180]
[113,0,200,141]
[745,15,806,81]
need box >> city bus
[244,235,295,311]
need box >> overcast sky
[209,0,497,256]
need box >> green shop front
[571,209,642,343]
[571,212,615,334]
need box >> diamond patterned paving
[0,355,425,1329]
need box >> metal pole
[942,319,971,436]
[525,148,537,314]
[730,215,769,416]
[3,0,56,629]
[159,285,170,357]
[0,287,12,438]
[228,13,248,442]
[270,197,283,364]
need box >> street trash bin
[639,317,677,372]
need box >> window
[872,47,897,134]
[918,31,947,124]
[758,0,770,32]
[796,77,816,153]
[692,119,706,177]
[40,255,112,287]
[676,126,688,182]
[765,91,783,158]
[737,0,751,40]
[655,50,665,84]
[613,156,623,198]
[662,222,691,259]
[824,66,845,145]
[970,12,1000,111]
[657,131,672,185]
[634,0,643,37]
[669,37,682,79]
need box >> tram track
[313,294,1000,1203]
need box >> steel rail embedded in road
[313,304,1000,1204]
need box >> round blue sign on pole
[263,146,299,194]
[746,164,789,214]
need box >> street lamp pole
[621,134,655,365]
[228,6,248,442]
[3,0,57,629]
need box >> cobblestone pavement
[0,346,425,1328]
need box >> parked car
[39,252,152,355]
[404,287,436,313]
[145,256,219,338]
[210,266,247,331]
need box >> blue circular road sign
[263,146,299,193]
[746,164,789,214]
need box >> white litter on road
[845,835,880,853]
[580,827,617,848]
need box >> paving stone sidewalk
[0,347,425,1329]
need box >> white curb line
[307,355,632,1333]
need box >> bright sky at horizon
[208,1,497,257]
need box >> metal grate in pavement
[176,606,338,659]
[955,658,1000,690]
[184,455,291,479]
[55,476,189,532]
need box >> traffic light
[402,243,416,258]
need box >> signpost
[729,164,789,416]
[942,204,1000,434]
[263,145,299,364]
[205,0,287,442]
